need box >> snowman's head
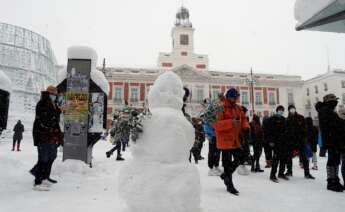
[148,71,184,110]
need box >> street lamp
[246,68,256,116]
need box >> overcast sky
[1,0,345,79]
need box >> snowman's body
[118,72,201,212]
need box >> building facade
[0,22,58,119]
[104,7,304,128]
[303,69,345,120]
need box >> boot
[106,151,113,158]
[270,175,279,183]
[327,178,343,192]
[305,173,315,180]
[116,156,125,161]
[17,143,21,151]
[278,174,289,181]
[223,174,239,195]
[255,161,264,172]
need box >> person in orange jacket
[213,88,249,195]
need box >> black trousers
[270,145,287,177]
[32,144,57,184]
[208,137,220,169]
[264,143,273,162]
[286,145,310,176]
[108,142,122,157]
[222,148,243,177]
[12,138,22,149]
[253,142,263,166]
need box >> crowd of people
[5,84,344,195]
[191,88,345,195]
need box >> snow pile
[0,70,12,93]
[57,46,109,95]
[118,71,201,212]
[294,0,335,24]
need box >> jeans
[33,143,57,184]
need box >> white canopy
[295,0,345,32]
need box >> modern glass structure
[0,22,58,114]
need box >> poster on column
[63,59,91,162]
[88,93,104,133]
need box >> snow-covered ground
[0,131,344,212]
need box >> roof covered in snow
[0,70,12,93]
[295,0,345,32]
[57,46,109,95]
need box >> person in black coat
[262,115,273,168]
[31,85,62,191]
[266,105,288,183]
[12,120,24,151]
[318,94,345,192]
[285,105,314,180]
[250,115,264,172]
[305,117,318,170]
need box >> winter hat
[276,105,285,112]
[323,94,338,102]
[288,105,296,111]
[46,85,57,95]
[225,88,240,98]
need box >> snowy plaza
[0,134,345,212]
[1,0,345,212]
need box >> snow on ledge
[294,0,336,25]
[57,46,109,95]
[0,70,12,93]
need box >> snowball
[294,0,335,24]
[0,70,12,93]
[57,46,109,95]
[148,71,184,111]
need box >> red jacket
[213,100,249,150]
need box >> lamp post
[246,68,256,116]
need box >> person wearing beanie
[265,105,289,182]
[318,94,345,192]
[285,105,315,180]
[213,88,249,195]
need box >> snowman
[118,71,201,212]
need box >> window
[324,83,328,91]
[343,93,345,105]
[306,88,310,96]
[162,62,173,67]
[241,92,249,105]
[180,34,189,45]
[342,80,345,88]
[212,90,219,100]
[288,93,294,105]
[196,64,206,69]
[268,93,276,105]
[130,88,139,102]
[181,52,188,56]
[315,85,318,94]
[255,92,262,105]
[114,88,122,102]
[196,89,204,103]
